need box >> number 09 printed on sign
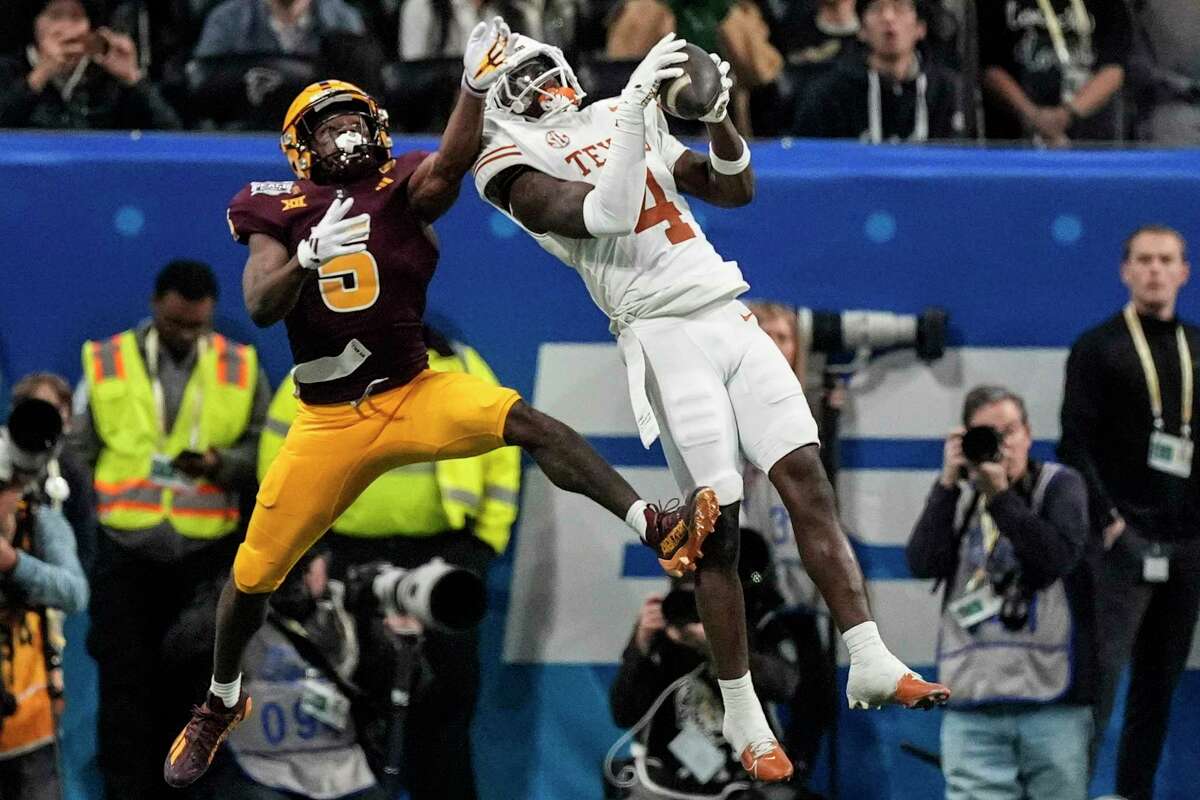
[317,251,381,312]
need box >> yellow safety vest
[83,330,258,540]
[258,345,521,553]
[0,611,53,757]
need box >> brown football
[657,43,722,121]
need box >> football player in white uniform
[474,33,951,783]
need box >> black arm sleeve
[906,482,963,579]
[1057,336,1115,527]
[987,469,1088,590]
[1092,0,1133,69]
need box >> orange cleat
[738,739,795,782]
[643,487,721,577]
[163,692,252,788]
[892,673,951,710]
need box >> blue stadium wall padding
[3,133,1199,800]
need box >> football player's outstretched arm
[242,233,308,328]
[494,34,690,239]
[671,54,754,208]
[410,17,514,222]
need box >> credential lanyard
[867,69,928,144]
[1123,303,1193,437]
[1034,0,1092,68]
[145,328,206,450]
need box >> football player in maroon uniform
[164,19,719,788]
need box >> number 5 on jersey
[318,251,381,312]
[635,170,695,245]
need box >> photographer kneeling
[192,550,384,800]
[907,386,1096,800]
[608,535,824,800]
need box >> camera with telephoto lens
[0,398,63,490]
[961,425,1003,465]
[343,558,486,632]
[796,306,948,360]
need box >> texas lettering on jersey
[227,152,438,404]
[474,101,749,326]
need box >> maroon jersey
[227,152,438,404]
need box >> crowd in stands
[1,0,1198,144]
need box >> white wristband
[709,137,750,175]
[461,74,486,98]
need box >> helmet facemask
[297,98,390,184]
[490,49,584,119]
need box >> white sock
[209,674,242,709]
[842,620,890,665]
[625,500,649,538]
[718,671,773,749]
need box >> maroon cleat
[163,691,252,788]
[643,487,721,577]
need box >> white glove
[462,16,513,97]
[296,197,370,271]
[621,33,688,107]
[699,53,733,124]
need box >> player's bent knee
[701,507,741,569]
[503,401,563,449]
[232,544,287,594]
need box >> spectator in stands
[1059,225,1200,800]
[75,259,269,800]
[399,1,534,59]
[767,0,862,78]
[0,428,88,800]
[195,0,368,57]
[1128,0,1200,144]
[0,0,182,129]
[13,373,96,576]
[908,385,1095,800]
[191,0,384,126]
[610,552,822,800]
[978,0,1130,145]
[792,0,962,142]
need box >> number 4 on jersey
[635,170,695,245]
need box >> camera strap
[1123,303,1194,478]
[265,609,368,709]
[1034,0,1092,69]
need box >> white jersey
[474,100,749,330]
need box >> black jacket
[792,56,962,141]
[1060,311,1200,541]
[0,53,181,130]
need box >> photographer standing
[1059,224,1200,800]
[75,259,269,800]
[0,458,88,799]
[907,386,1094,800]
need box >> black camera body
[962,425,1002,465]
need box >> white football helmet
[485,35,585,119]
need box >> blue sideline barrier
[3,132,1200,800]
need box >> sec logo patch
[545,131,571,149]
